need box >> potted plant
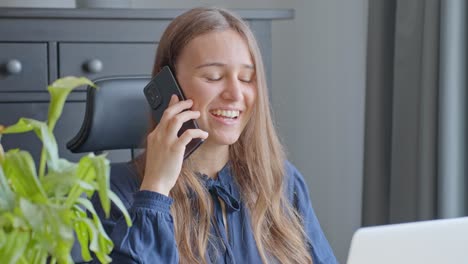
[0,77,131,264]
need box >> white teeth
[211,109,240,118]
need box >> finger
[176,129,209,148]
[166,111,201,136]
[160,99,193,122]
[168,94,179,106]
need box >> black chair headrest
[67,76,151,153]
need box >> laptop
[347,217,468,264]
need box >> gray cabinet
[0,8,293,164]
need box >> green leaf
[2,150,47,203]
[75,198,99,220]
[0,118,60,174]
[68,154,111,217]
[0,143,4,164]
[52,239,74,264]
[76,217,99,253]
[0,119,56,159]
[0,229,5,248]
[49,76,95,90]
[75,198,113,263]
[48,77,95,132]
[75,216,113,264]
[94,223,113,264]
[76,155,95,181]
[91,155,111,218]
[64,155,96,208]
[0,166,14,211]
[0,118,34,134]
[22,246,41,264]
[52,158,77,174]
[0,211,28,230]
[73,210,92,261]
[108,191,132,227]
[17,256,30,264]
[0,229,30,264]
[19,199,45,230]
[21,201,75,263]
[41,163,78,199]
[78,180,96,191]
[75,198,111,242]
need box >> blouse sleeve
[286,161,338,264]
[91,190,179,264]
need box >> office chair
[67,75,151,155]
[67,75,151,263]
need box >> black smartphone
[143,65,203,159]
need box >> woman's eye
[239,77,253,83]
[205,76,222,81]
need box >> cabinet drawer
[58,43,156,83]
[0,43,48,92]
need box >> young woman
[93,7,337,264]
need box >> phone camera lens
[145,84,162,109]
[147,91,155,101]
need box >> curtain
[362,0,467,226]
[438,0,467,218]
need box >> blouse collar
[196,162,241,212]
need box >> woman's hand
[140,95,208,196]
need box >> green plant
[0,77,132,264]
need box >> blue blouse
[90,161,338,264]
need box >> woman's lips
[209,109,241,118]
[209,111,240,125]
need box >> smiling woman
[90,7,338,264]
[175,29,256,147]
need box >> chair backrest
[67,75,151,154]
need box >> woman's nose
[221,77,243,101]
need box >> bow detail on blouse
[204,177,240,212]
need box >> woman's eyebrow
[195,62,225,69]
[195,62,254,69]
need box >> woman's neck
[190,141,229,178]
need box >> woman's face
[175,29,257,147]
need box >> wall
[0,0,368,262]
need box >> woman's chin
[206,134,240,146]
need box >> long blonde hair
[138,7,313,264]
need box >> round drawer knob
[5,59,22,75]
[84,59,103,73]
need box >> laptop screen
[347,217,468,264]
